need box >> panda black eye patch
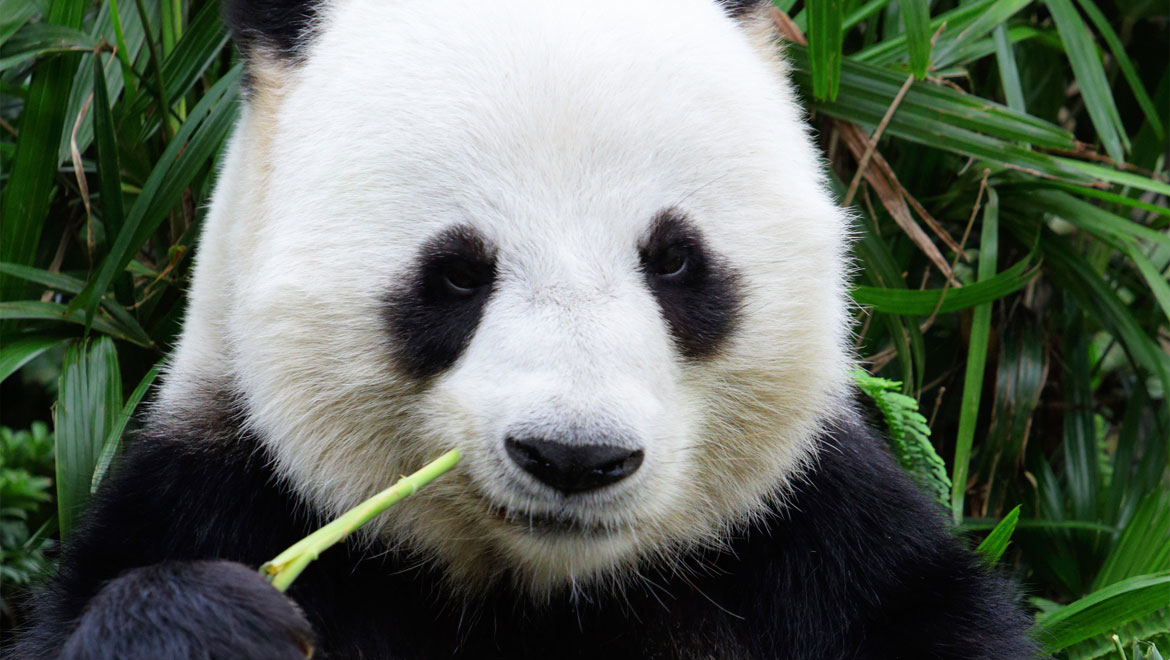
[639,210,741,358]
[384,226,497,379]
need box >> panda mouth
[489,503,624,537]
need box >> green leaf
[69,64,242,328]
[91,50,125,246]
[0,334,69,382]
[0,22,96,70]
[1035,572,1170,652]
[0,300,151,347]
[853,368,951,505]
[852,256,1039,315]
[91,358,163,493]
[993,24,1026,113]
[53,336,121,540]
[124,0,230,139]
[901,0,930,80]
[0,263,153,346]
[1046,0,1128,163]
[1037,230,1170,404]
[1095,490,1170,590]
[0,0,86,302]
[55,0,156,162]
[976,505,1021,565]
[951,187,998,523]
[1073,0,1164,141]
[807,0,844,101]
[930,0,1032,68]
[789,46,1076,150]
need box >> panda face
[167,0,852,592]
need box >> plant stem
[260,450,461,592]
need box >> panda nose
[505,437,644,494]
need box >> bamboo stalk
[260,450,461,592]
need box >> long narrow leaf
[53,337,121,539]
[91,358,163,492]
[952,188,999,523]
[0,0,86,302]
[69,64,242,327]
[1035,572,1170,652]
[901,0,930,80]
[807,0,844,100]
[1046,0,1128,163]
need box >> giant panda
[16,1,1035,658]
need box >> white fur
[162,0,853,593]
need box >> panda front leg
[57,560,314,660]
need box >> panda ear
[223,0,325,59]
[716,0,769,18]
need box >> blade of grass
[53,336,121,540]
[951,187,998,523]
[1034,227,1170,404]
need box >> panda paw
[61,560,315,660]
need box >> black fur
[384,226,498,379]
[223,0,323,58]
[717,0,768,17]
[13,405,1034,659]
[640,211,742,359]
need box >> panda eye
[439,257,493,295]
[649,244,691,279]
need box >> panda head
[165,0,852,594]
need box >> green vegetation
[0,0,1166,655]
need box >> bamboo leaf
[1094,489,1170,590]
[976,505,1021,565]
[1035,572,1170,652]
[993,24,1026,113]
[91,50,125,247]
[901,0,931,80]
[807,0,844,100]
[91,358,163,493]
[0,0,86,302]
[852,257,1039,315]
[952,187,998,523]
[1046,0,1128,163]
[0,22,95,70]
[1073,0,1164,141]
[69,64,242,327]
[0,334,69,382]
[53,336,121,539]
[0,300,151,347]
[55,0,156,162]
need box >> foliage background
[0,0,1167,656]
